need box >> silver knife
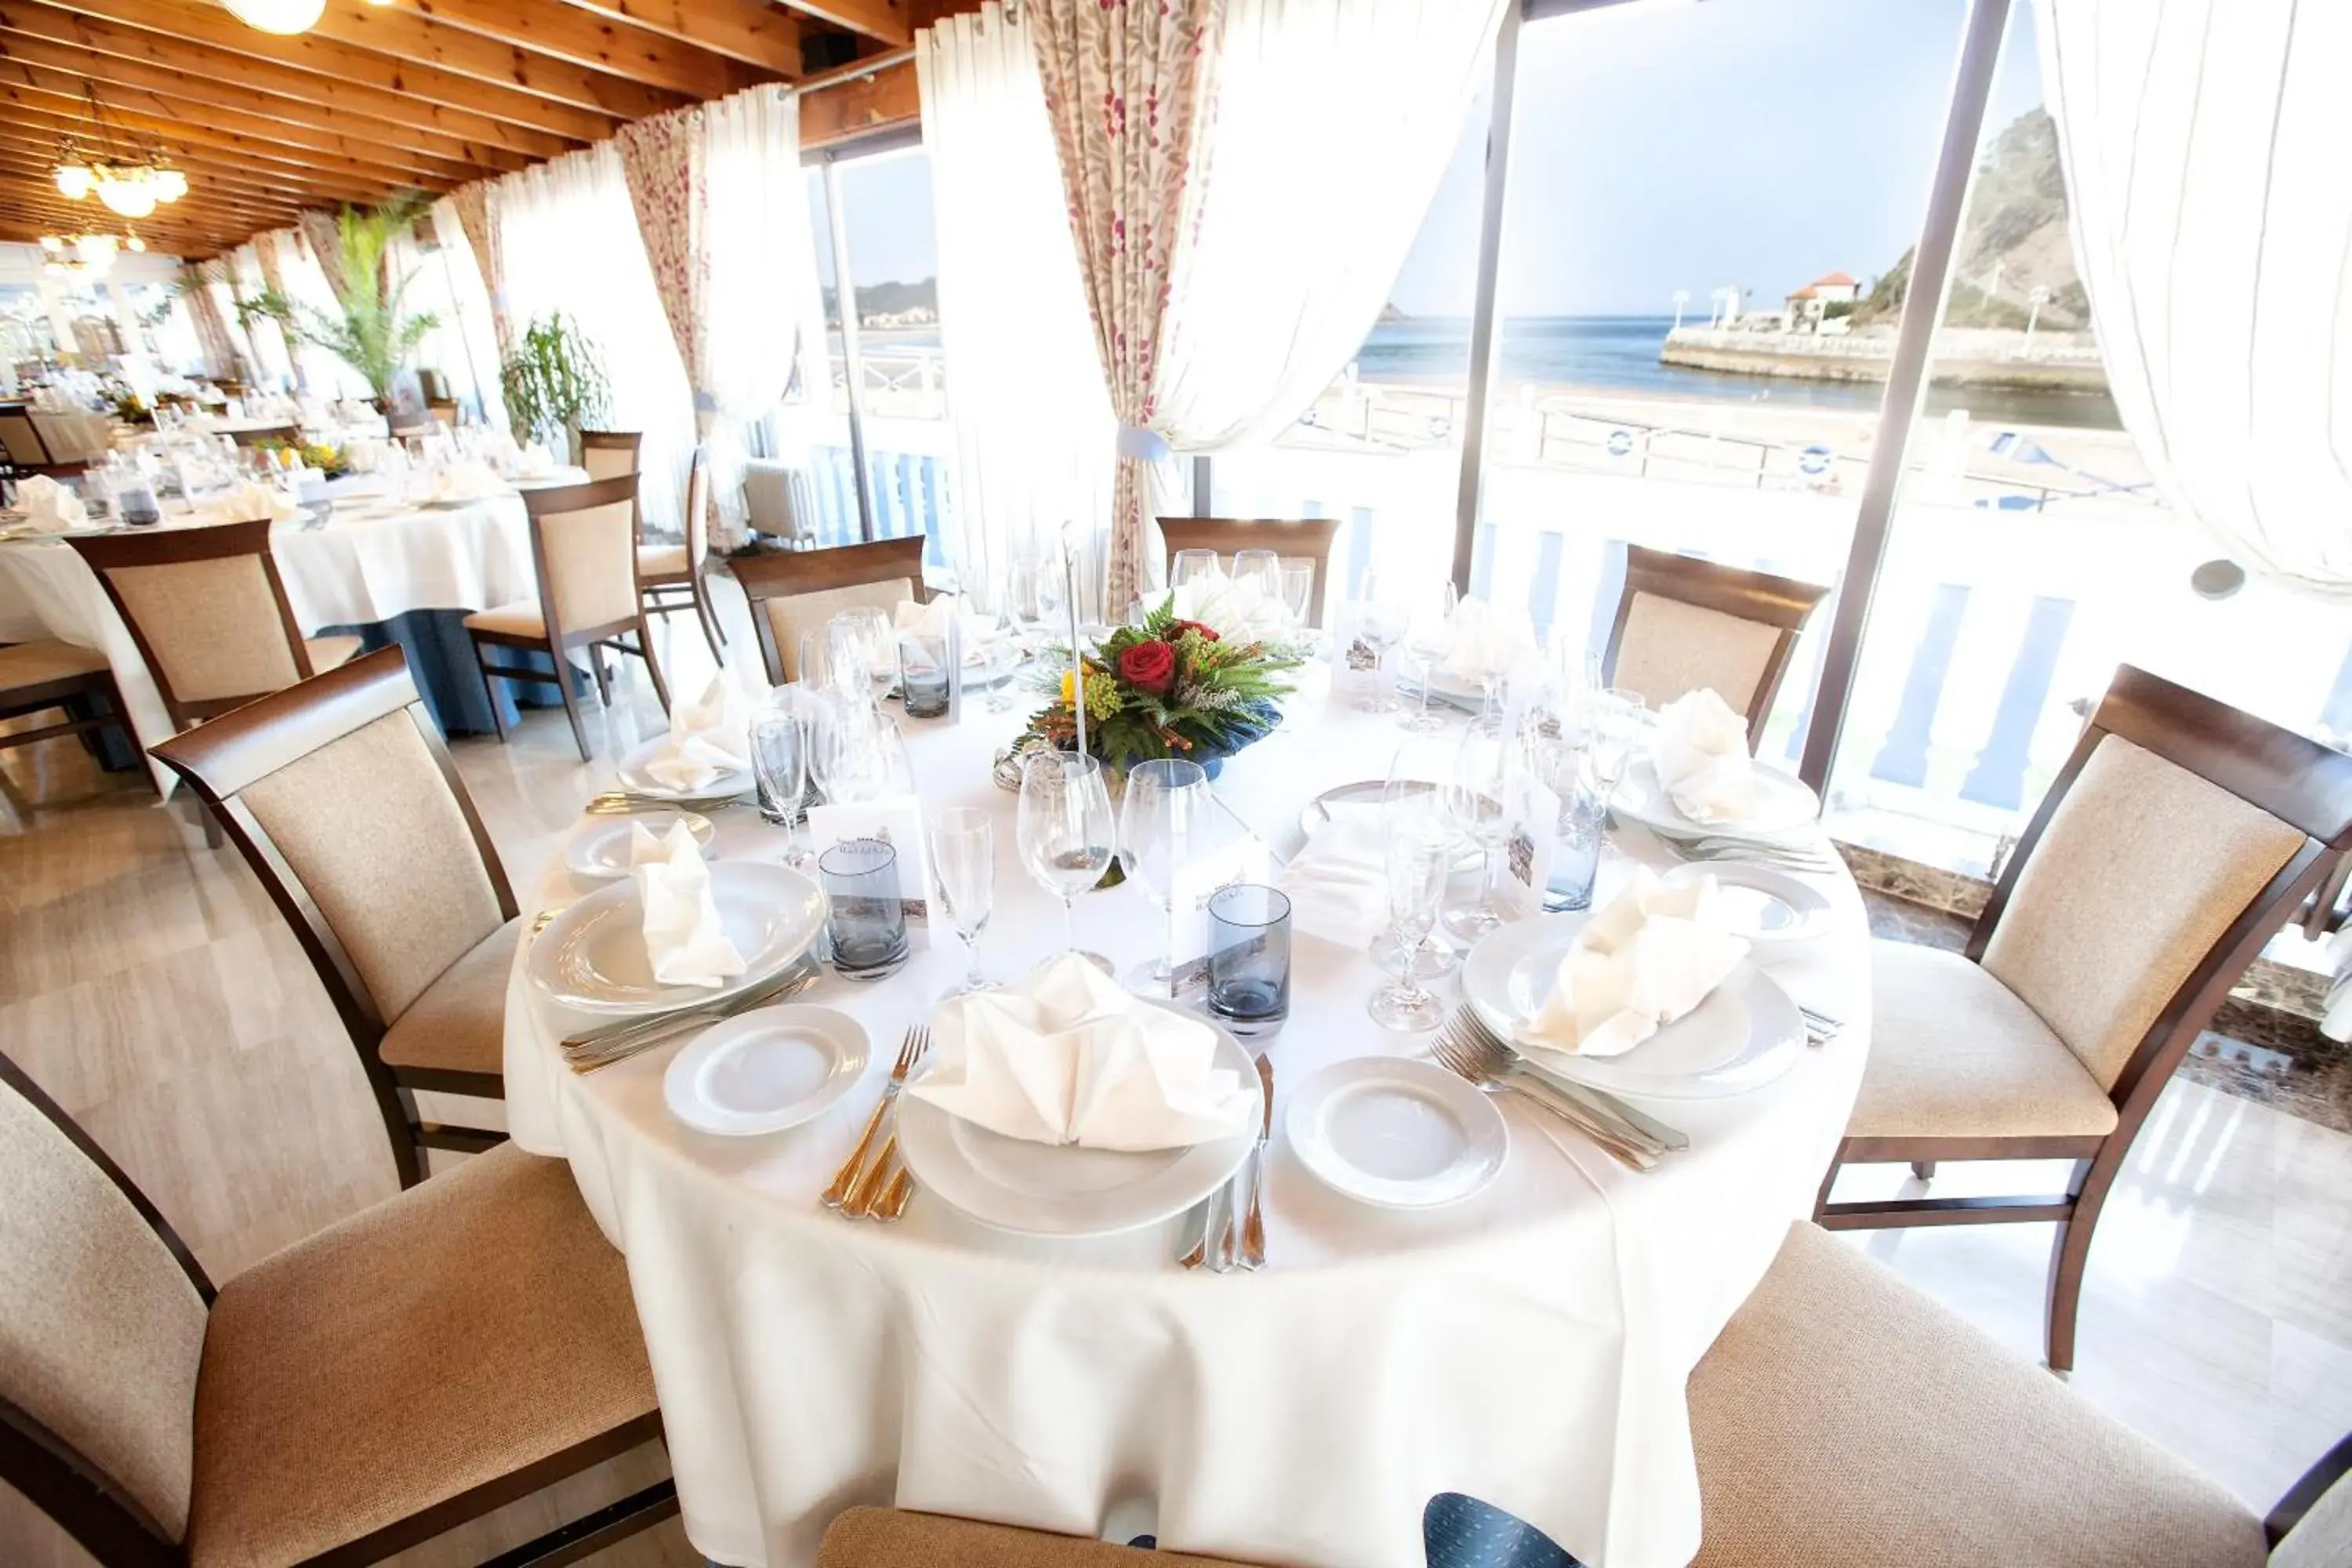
[1240,1053,1273,1270]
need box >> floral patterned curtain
[179,263,238,382]
[252,230,289,299]
[1029,0,1225,610]
[615,106,713,436]
[445,180,506,354]
[297,210,349,307]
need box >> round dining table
[500,666,1873,1568]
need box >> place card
[806,795,932,942]
[1501,773,1561,920]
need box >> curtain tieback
[693,390,719,414]
[1115,425,1171,462]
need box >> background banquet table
[502,668,1875,1568]
[26,408,116,463]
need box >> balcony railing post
[1450,1,1523,597]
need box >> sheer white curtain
[496,143,697,532]
[918,1,1115,609]
[274,230,372,401]
[2036,0,2352,597]
[392,215,506,429]
[228,243,296,393]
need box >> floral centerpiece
[1022,595,1301,779]
[254,438,352,479]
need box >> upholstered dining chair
[1687,1222,2347,1567]
[1814,664,2352,1370]
[577,428,641,481]
[0,1048,677,1568]
[818,1508,1260,1566]
[0,639,133,773]
[1602,545,1828,748]
[1156,517,1344,627]
[225,423,300,449]
[638,445,726,662]
[151,647,520,1189]
[463,474,671,762]
[70,518,361,734]
[0,405,60,473]
[731,536,927,685]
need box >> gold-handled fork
[823,1026,927,1211]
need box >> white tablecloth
[502,672,1874,1568]
[0,495,533,789]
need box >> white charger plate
[528,859,824,1015]
[1286,1057,1506,1209]
[895,1010,1257,1239]
[1462,914,1805,1100]
[663,1005,869,1136]
[564,810,716,881]
[1661,862,1835,944]
[615,734,753,800]
[1615,754,1820,840]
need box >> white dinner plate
[1614,754,1820,840]
[1286,1057,1506,1209]
[615,734,753,801]
[563,810,716,881]
[895,1010,1257,1239]
[663,1005,869,1136]
[528,860,824,1015]
[1661,862,1835,944]
[1461,914,1805,1099]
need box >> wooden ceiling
[0,0,949,259]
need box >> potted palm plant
[243,197,440,406]
[498,313,612,464]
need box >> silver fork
[560,961,822,1073]
[1428,1022,1660,1172]
[825,1026,928,1211]
[1451,1007,1689,1152]
[1664,835,1838,874]
[585,790,748,815]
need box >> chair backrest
[0,1050,212,1560]
[150,647,516,1051]
[1602,545,1828,747]
[524,474,644,642]
[425,398,458,427]
[0,410,53,465]
[71,518,319,726]
[1971,665,2352,1110]
[1156,517,1342,627]
[731,537,925,684]
[680,446,710,564]
[576,429,641,482]
[227,424,299,449]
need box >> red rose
[1118,639,1178,695]
[1169,619,1221,642]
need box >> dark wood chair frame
[1602,544,1829,748]
[575,429,641,477]
[226,424,301,449]
[1156,517,1344,628]
[0,646,137,774]
[637,445,725,663]
[1814,664,2352,1372]
[466,474,672,763]
[151,648,518,1190]
[0,1049,679,1568]
[729,535,929,686]
[0,405,66,477]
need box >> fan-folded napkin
[894,593,993,665]
[424,459,507,503]
[907,953,1258,1151]
[1279,807,1393,950]
[644,673,753,792]
[1440,596,1537,683]
[1168,565,1298,644]
[1515,867,1749,1058]
[1650,688,1758,824]
[630,822,745,987]
[17,476,87,528]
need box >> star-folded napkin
[1515,867,1750,1058]
[644,672,753,793]
[907,953,1258,1152]
[630,821,745,988]
[1651,688,1759,825]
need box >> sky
[822,0,2052,318]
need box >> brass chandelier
[51,85,189,222]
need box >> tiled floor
[2,601,2347,1563]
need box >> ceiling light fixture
[223,0,329,34]
[49,85,187,220]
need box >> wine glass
[748,698,807,830]
[1354,570,1410,713]
[1117,757,1210,994]
[1370,815,1454,1031]
[1398,581,1459,734]
[929,806,996,994]
[828,608,898,708]
[1171,549,1222,594]
[1588,687,1648,804]
[1279,561,1316,633]
[1441,716,1518,942]
[1018,750,1116,970]
[1232,548,1282,604]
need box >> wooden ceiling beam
[30,0,623,142]
[0,107,396,205]
[0,210,246,256]
[0,197,247,249]
[777,0,910,49]
[394,0,775,101]
[0,31,532,176]
[800,56,916,149]
[0,143,304,209]
[548,0,800,73]
[281,1,695,119]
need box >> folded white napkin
[1515,867,1750,1058]
[207,481,296,526]
[892,593,989,666]
[908,953,1258,1152]
[630,821,746,988]
[1167,564,1298,644]
[1651,688,1758,825]
[426,459,506,503]
[18,476,86,528]
[1440,596,1537,684]
[645,673,753,792]
[1279,808,1393,950]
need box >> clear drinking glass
[1354,570,1410,713]
[829,608,898,707]
[1017,750,1116,969]
[1116,757,1210,994]
[1232,548,1282,603]
[1588,687,1648,803]
[1207,884,1290,1036]
[819,838,909,979]
[748,700,807,829]
[1171,548,1222,593]
[1279,561,1316,631]
[1441,716,1517,942]
[1398,582,1458,734]
[1370,818,1453,1031]
[929,806,995,994]
[898,630,952,718]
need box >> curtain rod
[797,45,916,96]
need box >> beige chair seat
[462,602,546,639]
[637,543,689,580]
[818,1508,1256,1566]
[185,1142,657,1568]
[1689,1223,2264,1567]
[0,637,109,689]
[376,917,520,1078]
[1849,939,2119,1141]
[304,634,361,673]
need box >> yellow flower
[1060,670,1077,706]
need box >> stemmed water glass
[1232,548,1282,604]
[929,806,996,994]
[1398,581,1459,734]
[1354,570,1410,713]
[1017,750,1116,971]
[1279,562,1316,638]
[1588,687,1648,805]
[748,695,808,830]
[1440,716,1518,942]
[1116,757,1210,994]
[1370,815,1454,1031]
[828,608,898,707]
[1171,549,1221,593]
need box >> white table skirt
[0,495,532,789]
[502,671,1873,1568]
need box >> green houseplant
[499,313,612,463]
[242,196,440,405]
